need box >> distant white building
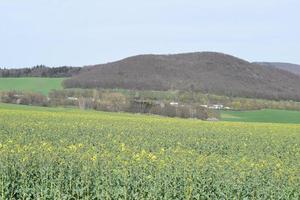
[67,97,78,101]
[170,102,179,106]
[209,104,224,110]
[200,104,224,109]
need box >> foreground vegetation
[221,109,300,124]
[0,77,64,95]
[0,104,299,199]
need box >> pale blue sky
[1,0,300,68]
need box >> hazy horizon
[1,0,300,68]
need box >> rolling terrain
[255,62,300,76]
[64,52,300,101]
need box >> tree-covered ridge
[64,52,300,101]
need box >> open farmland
[0,78,64,95]
[221,109,300,124]
[0,104,300,199]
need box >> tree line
[1,88,300,121]
[0,65,81,77]
[0,90,218,120]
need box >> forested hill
[254,62,300,76]
[0,65,81,78]
[63,52,300,101]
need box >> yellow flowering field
[0,104,300,199]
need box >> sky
[1,0,300,68]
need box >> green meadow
[0,77,64,95]
[221,109,300,124]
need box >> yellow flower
[91,155,97,161]
[149,153,157,161]
[120,143,126,151]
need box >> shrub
[0,91,48,106]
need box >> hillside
[64,52,300,101]
[254,62,300,76]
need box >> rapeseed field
[0,104,299,199]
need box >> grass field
[0,103,300,199]
[221,109,300,124]
[0,77,64,95]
